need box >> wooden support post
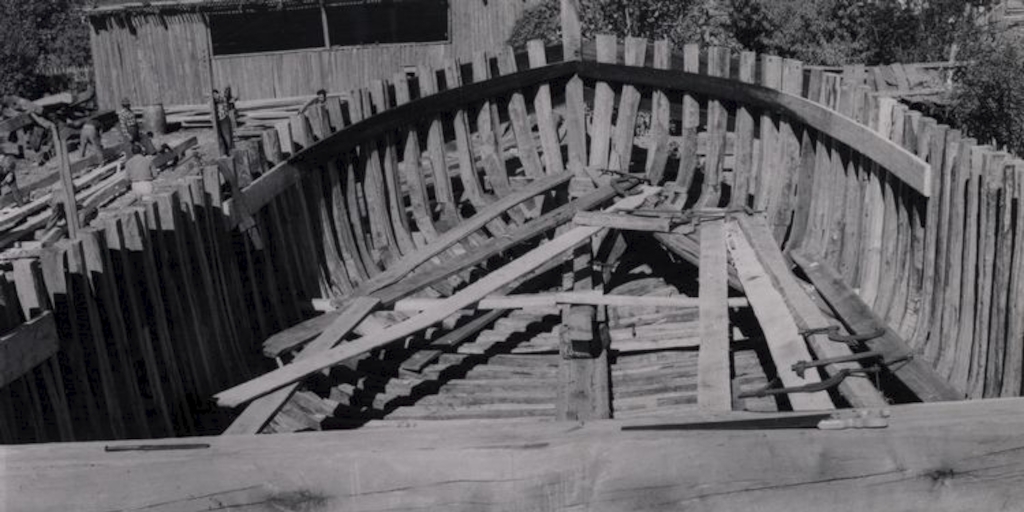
[560,0,581,60]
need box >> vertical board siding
[89,0,532,108]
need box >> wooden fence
[2,35,1022,443]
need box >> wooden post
[30,115,80,239]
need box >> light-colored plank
[727,224,834,410]
[736,215,888,408]
[698,219,731,411]
[13,398,1024,511]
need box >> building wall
[89,0,535,109]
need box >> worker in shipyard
[78,117,103,158]
[44,182,67,231]
[0,154,24,207]
[213,89,234,155]
[117,97,140,146]
[301,88,328,113]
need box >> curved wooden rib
[226,61,932,228]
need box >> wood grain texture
[12,398,1024,512]
[697,219,730,410]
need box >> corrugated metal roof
[83,0,324,15]
[84,0,431,14]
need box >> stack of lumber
[154,94,348,131]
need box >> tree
[0,0,92,99]
[508,0,733,49]
[949,31,1024,155]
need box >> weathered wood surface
[214,188,660,407]
[8,398,1024,511]
[0,312,58,389]
[793,251,962,402]
[697,219,730,411]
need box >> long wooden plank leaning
[214,187,660,408]
[792,250,963,402]
[223,296,380,434]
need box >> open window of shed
[326,0,450,46]
[209,8,325,56]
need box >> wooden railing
[2,34,1022,443]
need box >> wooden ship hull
[3,31,1024,511]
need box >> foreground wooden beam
[7,398,1024,511]
[792,251,963,401]
[214,187,660,408]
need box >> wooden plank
[214,188,659,407]
[727,226,834,410]
[573,211,673,232]
[0,312,58,389]
[674,44,700,197]
[935,137,975,381]
[950,145,987,392]
[470,53,512,199]
[1001,160,1024,396]
[443,60,495,212]
[223,297,380,435]
[770,58,804,241]
[986,158,1015,396]
[792,251,963,401]
[699,47,730,208]
[369,80,416,255]
[697,219,730,411]
[736,215,888,408]
[609,37,646,173]
[588,34,617,170]
[18,398,1024,511]
[498,47,545,181]
[527,40,565,176]
[394,293,749,312]
[970,150,1005,398]
[644,40,672,184]
[859,97,896,306]
[916,122,949,357]
[730,51,757,209]
[755,55,782,215]
[417,66,459,225]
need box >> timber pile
[0,136,198,251]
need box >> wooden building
[84,0,537,109]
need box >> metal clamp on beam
[799,325,886,346]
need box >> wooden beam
[573,211,674,232]
[791,250,963,401]
[223,297,379,435]
[10,398,1024,511]
[393,292,750,313]
[232,60,931,223]
[698,219,731,411]
[736,215,889,408]
[214,188,660,407]
[727,222,835,410]
[0,311,58,389]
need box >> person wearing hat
[117,97,140,147]
[0,154,24,207]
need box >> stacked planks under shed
[4,32,1024,456]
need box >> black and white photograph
[1,0,1023,510]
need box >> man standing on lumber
[0,154,24,206]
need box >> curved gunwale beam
[225,60,931,228]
